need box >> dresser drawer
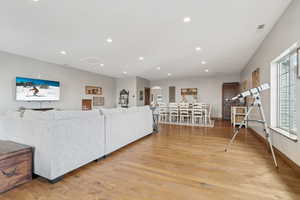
[0,150,32,193]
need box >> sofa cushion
[100,106,151,116]
[4,110,24,119]
[53,110,100,120]
[23,110,55,120]
[23,110,101,121]
[100,108,127,115]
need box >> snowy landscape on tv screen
[16,77,60,101]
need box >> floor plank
[1,120,300,200]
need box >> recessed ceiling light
[100,64,104,67]
[201,61,207,65]
[204,69,209,73]
[156,67,161,70]
[183,17,191,23]
[32,0,40,2]
[123,71,127,75]
[167,73,172,76]
[195,47,202,51]
[139,57,144,61]
[60,51,67,55]
[106,38,112,43]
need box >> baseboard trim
[249,128,300,177]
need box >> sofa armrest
[0,118,52,178]
[47,115,105,180]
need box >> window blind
[277,52,297,135]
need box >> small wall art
[85,86,102,95]
[93,96,105,106]
[252,68,260,88]
[82,99,92,110]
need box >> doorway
[144,87,151,105]
[222,82,240,120]
[169,86,176,103]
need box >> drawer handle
[1,167,17,177]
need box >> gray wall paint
[241,0,300,165]
[151,74,240,118]
[0,51,116,114]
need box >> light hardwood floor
[1,120,300,200]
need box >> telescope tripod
[225,93,278,167]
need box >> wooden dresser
[0,140,32,194]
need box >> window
[276,50,297,135]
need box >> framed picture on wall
[85,86,102,95]
[181,88,197,96]
[241,80,248,92]
[252,68,260,88]
[82,99,92,110]
[93,96,104,106]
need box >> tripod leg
[258,104,278,167]
[225,106,253,152]
[267,134,278,167]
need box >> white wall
[0,51,116,114]
[150,74,240,118]
[136,77,150,106]
[241,0,300,165]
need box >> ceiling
[0,0,292,80]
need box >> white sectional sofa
[0,106,153,183]
[101,106,153,155]
[0,110,106,182]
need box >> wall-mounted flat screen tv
[16,77,60,101]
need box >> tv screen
[16,77,60,101]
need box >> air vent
[80,57,101,64]
[257,24,265,30]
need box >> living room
[0,0,300,199]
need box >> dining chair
[192,103,205,124]
[193,102,203,108]
[158,103,169,122]
[169,103,179,123]
[179,103,190,123]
